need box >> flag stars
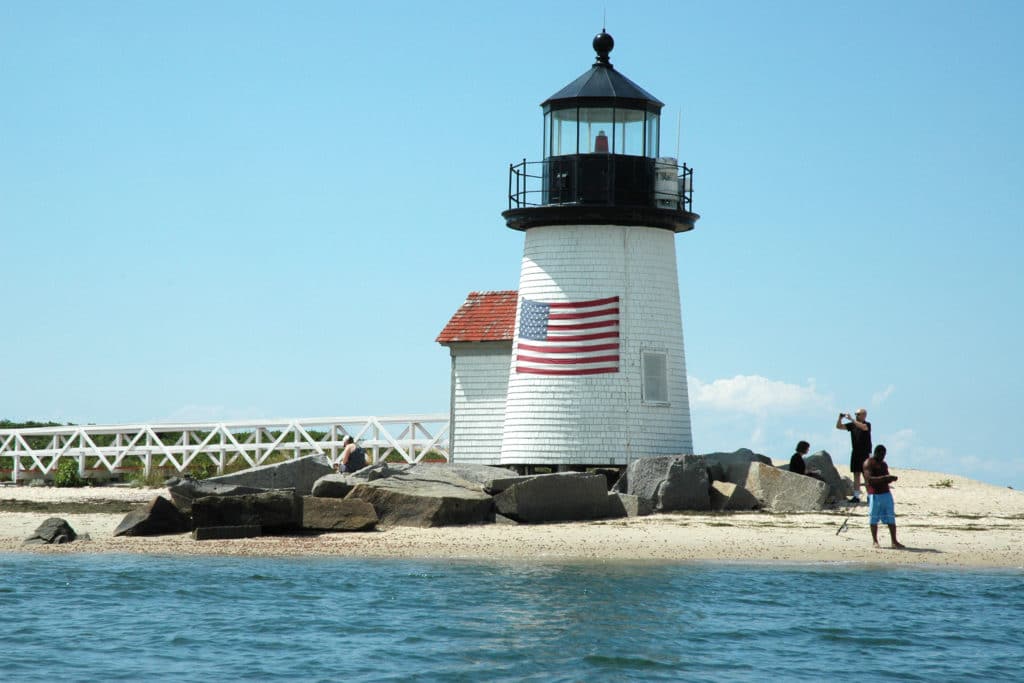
[519,300,550,341]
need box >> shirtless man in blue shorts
[862,444,905,549]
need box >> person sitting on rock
[338,436,368,473]
[789,441,825,482]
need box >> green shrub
[191,459,218,480]
[127,468,171,488]
[54,459,84,488]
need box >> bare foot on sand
[873,541,881,548]
[892,542,906,550]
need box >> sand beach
[1,467,1021,568]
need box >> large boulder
[484,472,587,495]
[191,490,302,533]
[168,478,269,515]
[23,517,78,545]
[378,463,517,490]
[803,450,853,502]
[440,463,520,488]
[702,448,773,485]
[621,455,711,512]
[314,463,514,499]
[709,481,761,511]
[346,462,403,482]
[493,473,610,523]
[205,454,334,496]
[113,495,189,536]
[605,492,653,518]
[346,472,493,528]
[743,462,829,512]
[311,474,355,499]
[593,467,623,490]
[301,496,378,531]
[779,452,852,503]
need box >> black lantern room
[503,31,698,233]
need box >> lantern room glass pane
[579,107,614,154]
[645,113,660,158]
[550,109,578,157]
[614,109,647,156]
[543,112,551,157]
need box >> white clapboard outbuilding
[439,31,699,470]
[436,291,517,465]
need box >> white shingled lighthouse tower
[498,31,699,469]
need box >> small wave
[582,653,679,670]
[168,635,198,646]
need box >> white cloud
[688,375,838,458]
[885,427,916,453]
[750,425,764,443]
[869,427,1023,488]
[687,375,1023,488]
[871,384,896,406]
[688,375,832,416]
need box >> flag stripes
[516,296,620,375]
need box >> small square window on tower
[642,351,669,404]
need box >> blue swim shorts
[868,492,895,525]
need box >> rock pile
[613,449,849,514]
[109,455,378,540]
[91,449,852,541]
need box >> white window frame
[641,350,670,405]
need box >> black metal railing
[507,156,693,213]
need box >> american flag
[516,296,620,375]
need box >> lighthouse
[498,30,699,469]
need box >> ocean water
[1,555,1022,682]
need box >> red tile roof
[436,290,518,344]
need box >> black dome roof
[541,31,663,113]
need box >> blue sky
[3,1,1022,488]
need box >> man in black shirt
[836,408,871,502]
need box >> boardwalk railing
[0,415,450,482]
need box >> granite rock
[23,517,78,545]
[709,481,761,511]
[191,489,302,533]
[204,454,334,496]
[493,472,610,523]
[113,495,189,536]
[622,455,711,512]
[702,449,774,485]
[301,496,378,531]
[743,462,829,512]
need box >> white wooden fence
[0,415,450,483]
